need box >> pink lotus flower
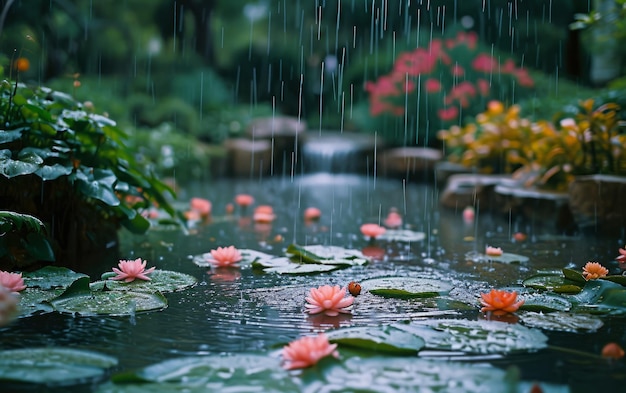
[253,205,276,223]
[206,246,242,268]
[383,210,402,228]
[304,207,321,221]
[190,197,211,218]
[282,333,339,370]
[110,258,156,282]
[462,206,475,223]
[0,285,19,326]
[0,271,26,293]
[235,194,255,207]
[485,246,503,256]
[616,247,626,265]
[360,223,386,239]
[305,285,354,316]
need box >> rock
[224,138,272,177]
[246,117,307,173]
[568,174,626,235]
[440,174,509,209]
[378,147,442,179]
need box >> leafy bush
[0,79,176,270]
[363,30,536,147]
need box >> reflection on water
[1,174,625,390]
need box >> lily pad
[49,277,168,316]
[520,311,604,333]
[361,277,453,299]
[286,244,370,266]
[16,287,60,318]
[522,273,582,294]
[466,250,529,264]
[22,266,89,290]
[252,257,342,274]
[325,325,425,355]
[396,319,548,354]
[97,270,197,293]
[602,275,626,286]
[518,292,572,312]
[106,354,300,391]
[0,347,117,386]
[377,229,426,242]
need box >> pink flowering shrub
[364,30,535,146]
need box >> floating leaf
[519,292,572,312]
[49,277,167,316]
[602,275,626,286]
[97,270,197,293]
[377,229,426,242]
[16,287,59,318]
[287,244,369,266]
[396,319,548,354]
[522,273,582,293]
[0,347,117,386]
[361,277,453,299]
[106,354,299,391]
[325,325,425,355]
[520,311,604,333]
[466,251,529,264]
[22,266,89,290]
[562,268,586,284]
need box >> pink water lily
[206,246,242,267]
[0,271,26,293]
[485,246,503,256]
[616,247,626,265]
[110,258,156,282]
[305,285,354,316]
[360,223,386,239]
[282,333,339,370]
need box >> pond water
[1,173,625,392]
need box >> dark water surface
[1,174,625,392]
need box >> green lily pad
[252,257,342,274]
[0,347,117,386]
[97,270,197,293]
[16,287,60,318]
[522,273,582,293]
[562,268,586,284]
[396,319,548,354]
[602,275,626,286]
[49,277,168,316]
[466,251,530,264]
[361,277,453,299]
[325,325,425,355]
[286,244,370,266]
[520,311,604,333]
[22,266,89,289]
[106,354,300,391]
[377,229,426,242]
[519,292,572,312]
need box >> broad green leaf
[396,319,548,354]
[50,288,168,316]
[361,277,453,299]
[0,347,117,386]
[16,287,60,318]
[23,266,89,290]
[76,169,120,206]
[562,268,586,284]
[96,270,197,293]
[35,163,73,180]
[518,292,572,312]
[522,273,582,293]
[520,311,604,333]
[0,129,24,144]
[261,261,341,275]
[377,229,426,242]
[287,244,369,266]
[107,354,299,392]
[23,232,55,261]
[325,325,425,355]
[602,275,626,286]
[0,154,40,177]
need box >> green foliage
[0,79,176,270]
[0,211,55,267]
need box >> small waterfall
[301,132,377,173]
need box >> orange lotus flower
[360,223,386,239]
[206,246,242,268]
[110,258,156,282]
[601,342,625,360]
[305,285,354,317]
[282,333,339,370]
[479,289,524,314]
[485,246,503,256]
[235,194,255,207]
[0,271,26,293]
[582,261,609,281]
[13,57,30,72]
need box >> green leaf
[95,269,197,293]
[562,268,586,284]
[522,273,582,293]
[121,209,150,234]
[0,128,24,144]
[23,232,55,261]
[520,311,604,333]
[0,347,117,386]
[23,266,89,290]
[326,325,425,355]
[396,319,548,354]
[602,275,626,286]
[0,149,40,178]
[35,163,73,181]
[361,277,453,299]
[76,169,120,206]
[466,251,530,264]
[286,244,369,266]
[16,287,60,318]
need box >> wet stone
[439,174,509,210]
[378,147,442,180]
[224,138,272,177]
